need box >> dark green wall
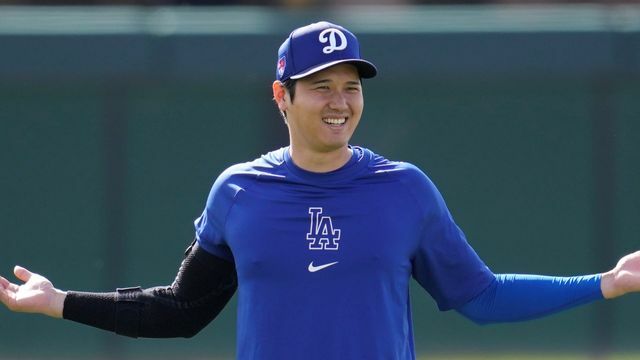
[1,6,639,358]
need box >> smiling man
[2,21,640,360]
[274,64,364,172]
[272,22,375,173]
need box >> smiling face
[273,63,364,171]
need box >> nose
[328,91,349,110]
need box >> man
[1,21,639,359]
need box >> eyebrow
[310,79,362,86]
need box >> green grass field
[421,354,639,360]
[6,355,640,360]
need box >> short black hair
[283,78,297,103]
[280,78,297,123]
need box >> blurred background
[0,1,639,359]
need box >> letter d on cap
[319,28,348,54]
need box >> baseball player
[2,21,640,360]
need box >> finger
[0,286,7,303]
[0,275,9,288]
[13,265,33,283]
[0,275,19,293]
[0,278,12,306]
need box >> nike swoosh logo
[308,261,339,273]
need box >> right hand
[0,266,66,318]
[601,250,640,299]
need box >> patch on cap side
[277,56,286,78]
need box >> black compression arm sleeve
[62,241,237,338]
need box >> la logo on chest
[306,207,341,251]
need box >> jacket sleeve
[457,273,603,325]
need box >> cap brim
[290,59,377,80]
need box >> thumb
[14,265,33,283]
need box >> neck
[288,145,353,173]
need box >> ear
[272,81,288,112]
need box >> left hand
[0,266,66,318]
[601,251,640,299]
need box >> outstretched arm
[457,273,602,324]
[1,241,237,338]
[457,251,640,324]
[63,241,237,338]
[0,266,67,318]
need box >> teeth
[323,118,346,125]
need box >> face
[274,63,364,156]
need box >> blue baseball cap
[276,21,377,82]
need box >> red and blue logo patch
[277,56,286,78]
